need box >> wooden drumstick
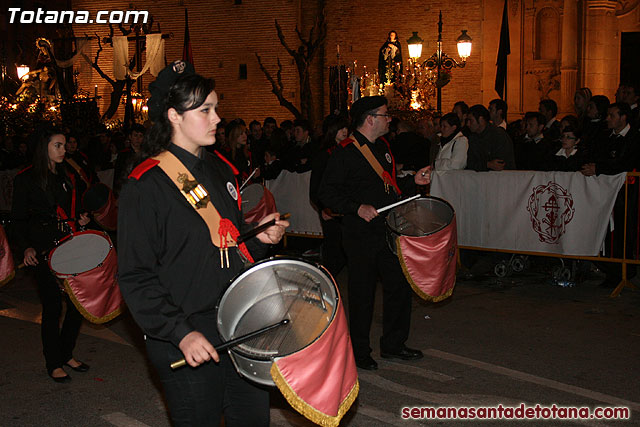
[236,213,290,244]
[170,319,289,369]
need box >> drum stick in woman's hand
[239,168,259,192]
[170,319,289,369]
[376,194,421,214]
[236,213,290,244]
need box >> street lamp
[406,32,424,109]
[407,32,424,60]
[421,11,472,112]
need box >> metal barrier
[443,171,640,298]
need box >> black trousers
[145,337,269,427]
[342,234,412,359]
[320,217,346,278]
[34,263,83,373]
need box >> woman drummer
[12,124,91,382]
[117,61,288,426]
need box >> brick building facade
[4,0,640,125]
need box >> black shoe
[380,346,424,361]
[355,356,378,370]
[64,361,90,372]
[48,369,72,383]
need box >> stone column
[560,0,579,114]
[583,0,619,99]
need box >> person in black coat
[117,61,288,426]
[581,102,640,287]
[318,96,431,371]
[309,114,349,277]
[12,125,91,382]
[547,126,589,172]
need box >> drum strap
[152,150,254,267]
[348,134,401,195]
[57,173,77,233]
[65,158,91,187]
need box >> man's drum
[385,196,455,255]
[241,183,277,223]
[385,196,457,302]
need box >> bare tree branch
[275,20,296,57]
[255,53,301,119]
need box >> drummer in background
[318,96,431,371]
[309,114,349,278]
[113,124,145,195]
[65,133,97,186]
[117,61,288,426]
[12,125,91,382]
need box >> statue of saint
[378,31,403,85]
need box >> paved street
[1,254,639,426]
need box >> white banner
[265,170,322,235]
[430,170,626,256]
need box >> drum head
[49,232,112,276]
[217,258,337,361]
[386,196,454,237]
[240,184,264,215]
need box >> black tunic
[117,143,267,347]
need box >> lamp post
[411,11,472,112]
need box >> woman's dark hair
[321,114,349,150]
[561,125,582,139]
[30,124,68,190]
[225,121,247,160]
[589,95,610,120]
[440,112,461,129]
[141,74,215,159]
[560,115,579,132]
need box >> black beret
[350,95,387,126]
[147,60,195,122]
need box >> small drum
[217,257,338,386]
[82,183,118,231]
[48,230,123,323]
[385,196,455,255]
[241,183,277,223]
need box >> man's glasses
[369,113,391,118]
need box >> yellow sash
[153,150,240,267]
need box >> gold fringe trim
[270,362,359,427]
[396,237,455,303]
[63,279,122,324]
[0,270,15,287]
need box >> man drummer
[318,96,431,370]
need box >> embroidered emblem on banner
[226,182,238,200]
[526,181,575,244]
[385,153,392,163]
